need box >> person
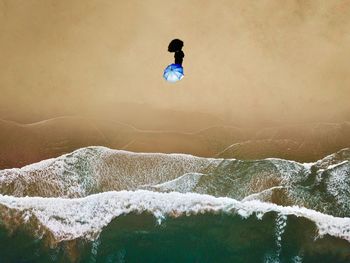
[174,50,184,65]
[168,39,185,65]
[163,39,185,83]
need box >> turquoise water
[1,212,349,263]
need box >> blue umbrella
[163,63,184,83]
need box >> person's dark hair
[168,39,183,52]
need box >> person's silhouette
[168,39,184,66]
[163,39,185,82]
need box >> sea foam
[0,190,349,243]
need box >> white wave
[0,146,219,197]
[242,186,286,202]
[325,161,350,212]
[0,190,349,244]
[267,158,306,182]
[144,172,205,193]
[315,148,350,169]
[301,162,315,170]
[327,160,349,170]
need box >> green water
[0,212,349,263]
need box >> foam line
[0,190,349,243]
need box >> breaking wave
[0,146,349,262]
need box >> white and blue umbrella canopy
[163,63,184,83]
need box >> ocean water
[0,146,349,262]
